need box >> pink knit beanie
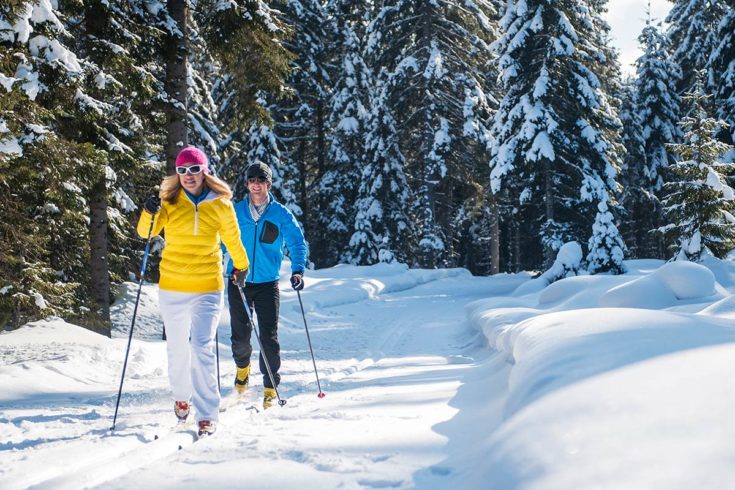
[175,146,209,172]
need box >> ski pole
[296,290,325,398]
[111,217,155,431]
[235,283,286,406]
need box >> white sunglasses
[176,164,205,175]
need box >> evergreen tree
[666,0,726,99]
[587,199,626,274]
[707,5,735,145]
[660,83,735,261]
[346,69,415,265]
[634,14,681,258]
[490,0,623,268]
[618,78,657,258]
[188,20,222,168]
[318,0,371,267]
[453,74,499,274]
[60,0,168,334]
[0,0,97,329]
[635,16,681,189]
[365,0,497,268]
[201,0,292,192]
[271,0,332,265]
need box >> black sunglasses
[176,164,204,175]
[247,176,268,184]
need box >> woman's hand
[144,196,161,214]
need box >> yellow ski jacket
[137,189,249,293]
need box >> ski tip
[318,392,326,398]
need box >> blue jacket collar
[185,187,211,205]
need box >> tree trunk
[489,193,500,275]
[165,0,189,174]
[89,175,111,336]
[543,158,555,267]
[85,1,111,336]
[420,3,437,269]
[513,222,521,272]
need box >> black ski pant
[228,280,281,388]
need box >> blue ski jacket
[225,193,307,284]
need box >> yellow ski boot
[234,365,250,395]
[263,387,277,409]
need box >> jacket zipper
[193,203,199,236]
[250,220,258,282]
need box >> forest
[1,0,734,333]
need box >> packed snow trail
[104,272,512,490]
[0,266,519,489]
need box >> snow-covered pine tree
[490,0,623,269]
[634,14,681,259]
[0,0,100,329]
[61,0,167,333]
[707,5,735,146]
[587,199,626,274]
[317,0,372,267]
[666,0,726,101]
[447,0,503,274]
[187,19,222,169]
[199,0,292,194]
[271,0,332,264]
[660,80,735,261]
[618,78,658,258]
[453,74,500,275]
[365,0,498,268]
[346,69,415,265]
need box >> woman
[137,146,249,437]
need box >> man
[226,161,308,409]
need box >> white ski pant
[159,289,222,422]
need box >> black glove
[231,268,248,287]
[290,273,304,291]
[144,195,161,215]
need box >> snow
[33,292,48,309]
[29,36,82,73]
[3,258,735,488]
[0,137,23,156]
[0,73,14,92]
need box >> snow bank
[466,257,735,488]
[479,342,735,490]
[290,261,471,311]
[0,318,165,403]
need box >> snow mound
[513,242,584,296]
[654,261,716,299]
[539,274,634,308]
[599,261,716,308]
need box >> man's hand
[231,268,248,287]
[144,196,161,215]
[290,273,304,291]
